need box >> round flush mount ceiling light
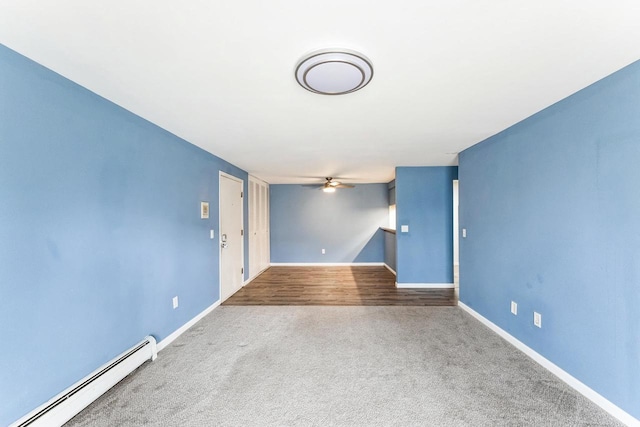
[295,49,373,95]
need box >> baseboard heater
[11,335,158,427]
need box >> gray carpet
[66,307,621,426]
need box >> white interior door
[261,183,270,272]
[220,173,244,302]
[249,179,259,277]
[249,176,270,278]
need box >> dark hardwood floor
[223,266,456,306]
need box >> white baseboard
[458,302,639,427]
[270,262,385,267]
[157,300,220,352]
[395,282,454,289]
[383,263,396,275]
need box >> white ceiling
[1,1,639,184]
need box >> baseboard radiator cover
[11,335,158,427]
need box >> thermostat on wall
[200,202,209,219]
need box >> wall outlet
[462,228,467,238]
[172,296,179,309]
[321,248,325,254]
[510,301,518,315]
[401,225,409,233]
[534,311,542,328]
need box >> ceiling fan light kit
[295,49,373,95]
[320,177,354,193]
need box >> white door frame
[218,171,245,302]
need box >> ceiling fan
[320,177,354,193]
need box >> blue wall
[0,45,248,425]
[395,167,458,284]
[270,184,388,263]
[459,60,640,420]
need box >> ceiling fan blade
[300,178,355,190]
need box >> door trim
[218,171,245,302]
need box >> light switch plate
[210,230,215,239]
[172,296,179,309]
[534,312,542,328]
[401,225,409,233]
[200,202,209,219]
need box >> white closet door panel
[249,176,270,278]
